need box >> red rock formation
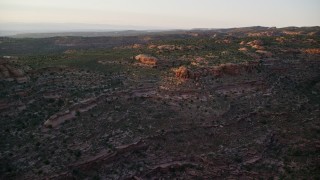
[135,54,158,66]
[222,39,232,44]
[303,48,320,55]
[132,44,144,49]
[239,47,248,52]
[251,45,265,50]
[247,31,278,37]
[246,40,265,51]
[308,31,320,36]
[247,40,264,46]
[174,62,259,80]
[283,31,302,35]
[276,37,286,43]
[148,45,157,49]
[174,66,193,79]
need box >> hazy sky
[0,0,319,28]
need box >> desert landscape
[0,26,319,179]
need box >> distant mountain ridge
[1,23,319,38]
[0,22,170,36]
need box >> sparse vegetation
[0,27,319,179]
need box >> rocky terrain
[0,26,319,179]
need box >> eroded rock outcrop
[174,66,193,79]
[247,31,278,37]
[247,40,264,50]
[135,54,159,66]
[276,37,286,43]
[174,62,259,79]
[283,31,302,35]
[44,97,98,128]
[148,44,157,49]
[0,58,29,83]
[157,45,180,51]
[303,48,320,55]
[132,44,144,49]
[247,40,263,46]
[150,44,202,52]
[238,47,248,52]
